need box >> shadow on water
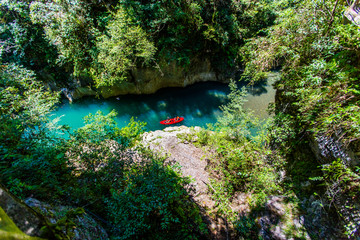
[52,73,278,131]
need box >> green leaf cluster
[91,7,156,87]
[106,159,207,240]
[30,0,98,77]
[240,1,360,237]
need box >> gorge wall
[64,58,227,101]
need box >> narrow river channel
[52,72,278,131]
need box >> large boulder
[25,198,109,240]
[0,186,46,238]
[0,185,109,240]
[142,126,230,238]
[142,126,215,210]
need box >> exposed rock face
[25,198,109,240]
[0,186,45,237]
[308,134,360,236]
[72,86,97,100]
[0,185,108,240]
[310,134,359,166]
[63,58,223,100]
[142,126,230,238]
[142,126,216,211]
[61,88,74,102]
[99,58,221,98]
[257,196,310,240]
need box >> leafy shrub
[234,215,259,239]
[216,79,257,142]
[106,159,207,240]
[117,117,147,147]
[92,6,156,87]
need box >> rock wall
[275,82,360,238]
[309,134,360,167]
[60,57,224,101]
[99,58,221,98]
[0,185,109,240]
[0,186,46,238]
[25,198,109,240]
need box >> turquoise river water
[52,73,278,132]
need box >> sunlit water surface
[52,73,278,132]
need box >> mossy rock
[0,207,44,240]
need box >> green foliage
[66,111,145,205]
[106,159,207,240]
[3,0,360,238]
[321,159,360,238]
[74,110,120,144]
[0,0,59,73]
[73,110,146,147]
[241,0,360,143]
[119,0,206,64]
[1,0,279,89]
[0,65,74,201]
[43,208,85,240]
[2,0,279,89]
[234,215,259,239]
[208,178,237,220]
[92,7,156,87]
[267,113,297,153]
[0,64,62,197]
[30,0,98,77]
[216,79,259,142]
[322,159,360,188]
[119,0,276,69]
[0,64,58,124]
[118,117,147,147]
[240,1,360,238]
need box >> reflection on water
[52,73,279,131]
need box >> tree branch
[325,0,340,36]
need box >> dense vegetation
[1,0,360,239]
[1,0,276,87]
[241,0,360,237]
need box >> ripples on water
[52,73,278,132]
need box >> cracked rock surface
[142,126,215,210]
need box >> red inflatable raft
[160,117,184,125]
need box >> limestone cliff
[99,58,220,98]
[61,58,224,101]
[275,82,360,238]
